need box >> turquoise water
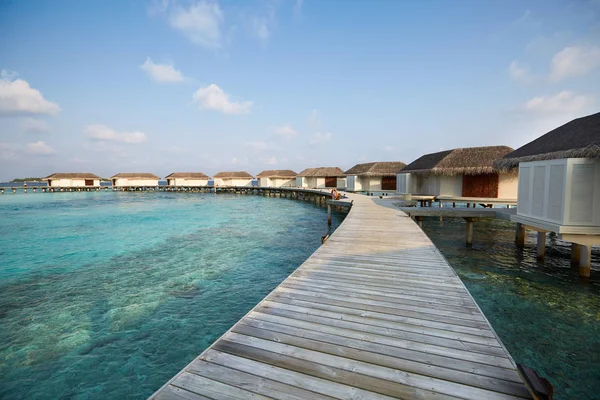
[421,217,600,400]
[0,192,344,399]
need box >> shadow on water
[420,217,600,400]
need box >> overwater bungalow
[42,173,102,187]
[495,111,600,277]
[296,167,346,189]
[110,173,159,187]
[213,171,253,187]
[397,146,518,199]
[344,161,406,192]
[256,170,297,188]
[164,172,211,187]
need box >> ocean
[0,191,344,399]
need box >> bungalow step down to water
[150,194,532,400]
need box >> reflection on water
[421,217,600,400]
[0,192,344,399]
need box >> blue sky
[0,0,599,181]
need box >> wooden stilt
[415,216,423,228]
[536,231,546,261]
[515,223,525,247]
[465,218,474,246]
[579,245,592,277]
[327,204,332,226]
[571,243,581,265]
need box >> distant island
[10,178,43,182]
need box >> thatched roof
[344,161,406,177]
[43,173,102,180]
[495,112,600,170]
[164,172,210,179]
[297,167,345,177]
[256,169,298,178]
[213,171,254,179]
[110,173,160,179]
[401,146,514,176]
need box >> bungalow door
[381,176,396,190]
[85,179,93,186]
[462,174,499,198]
[325,177,336,188]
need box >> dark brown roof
[43,173,102,180]
[344,161,406,177]
[495,112,600,170]
[256,170,298,178]
[213,171,254,179]
[297,167,345,177]
[164,172,210,179]
[401,146,514,176]
[110,173,160,179]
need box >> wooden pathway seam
[150,193,531,400]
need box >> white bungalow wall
[258,178,296,187]
[337,177,346,190]
[396,173,417,194]
[517,158,600,227]
[49,178,101,187]
[347,176,359,191]
[498,171,518,199]
[410,174,462,196]
[112,178,158,187]
[168,178,209,186]
[214,178,253,187]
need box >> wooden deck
[150,194,530,400]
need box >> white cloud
[85,124,147,144]
[384,145,394,151]
[140,57,184,83]
[293,0,303,20]
[308,109,321,126]
[252,17,271,43]
[508,61,532,82]
[193,84,253,114]
[26,141,55,155]
[20,118,50,133]
[523,91,595,115]
[169,1,223,48]
[0,69,19,80]
[245,141,268,151]
[261,156,278,165]
[274,124,297,139]
[550,45,600,81]
[0,142,18,160]
[0,72,60,116]
[309,132,332,147]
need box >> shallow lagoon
[0,192,344,399]
[421,217,600,400]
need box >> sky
[0,0,599,181]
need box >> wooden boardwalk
[151,194,530,400]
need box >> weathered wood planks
[150,193,531,400]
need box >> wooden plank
[248,310,512,365]
[171,372,272,400]
[233,322,529,395]
[202,350,402,400]
[220,333,526,400]
[149,194,529,400]
[187,360,336,400]
[211,341,461,400]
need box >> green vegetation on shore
[10,178,43,182]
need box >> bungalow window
[382,176,396,190]
[462,174,499,198]
[325,177,337,187]
[85,179,94,186]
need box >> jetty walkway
[151,193,530,400]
